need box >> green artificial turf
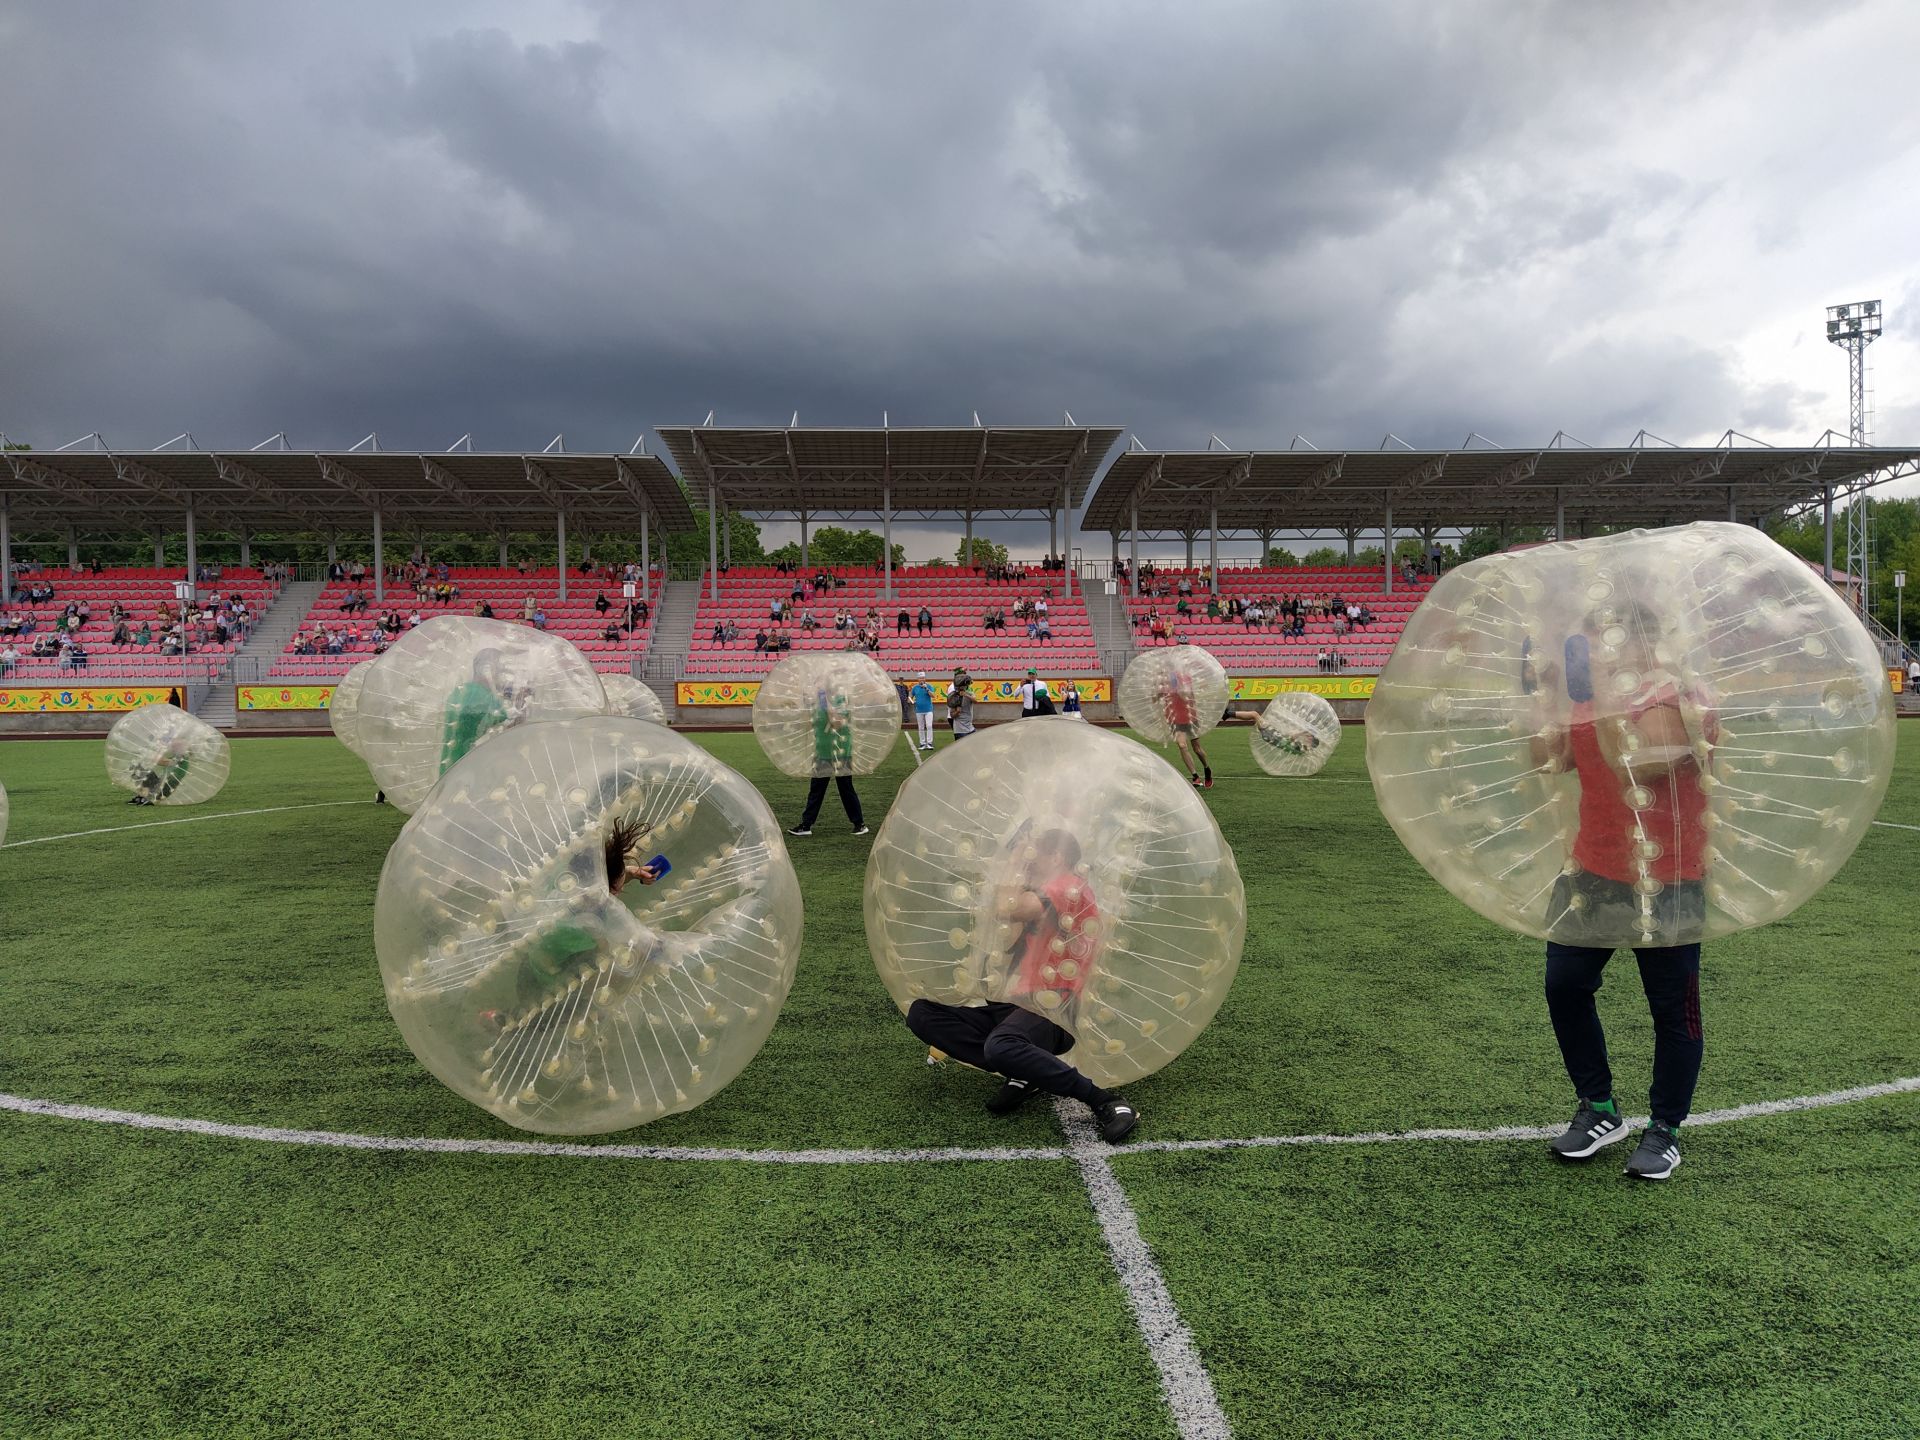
[2,726,1918,1437]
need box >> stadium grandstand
[3,426,1919,731]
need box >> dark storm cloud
[0,0,1909,513]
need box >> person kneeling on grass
[904,828,1139,1144]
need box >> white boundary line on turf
[0,800,366,849]
[1872,819,1920,832]
[1055,1098,1232,1440]
[5,1073,1917,1165]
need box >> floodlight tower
[1827,299,1882,620]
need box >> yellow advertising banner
[1230,674,1377,701]
[1889,668,1905,694]
[237,685,337,711]
[676,676,1115,706]
[0,685,180,713]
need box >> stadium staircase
[1081,577,1139,678]
[197,577,324,726]
[639,580,701,689]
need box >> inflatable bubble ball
[374,716,804,1135]
[1252,692,1342,777]
[752,652,900,778]
[1119,645,1231,746]
[105,703,231,807]
[330,660,374,756]
[355,616,607,814]
[866,721,1245,1088]
[1367,522,1896,947]
[601,673,668,726]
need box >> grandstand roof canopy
[1084,441,1920,537]
[654,424,1124,520]
[0,449,697,535]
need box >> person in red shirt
[904,828,1140,1143]
[1163,663,1214,788]
[1529,611,1711,1181]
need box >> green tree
[764,526,903,568]
[668,494,765,569]
[1300,546,1345,566]
[1263,548,1300,567]
[959,536,1009,569]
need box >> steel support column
[1063,478,1075,599]
[800,510,810,569]
[707,484,719,601]
[1129,500,1139,598]
[1727,487,1737,523]
[1208,496,1219,593]
[1556,491,1566,542]
[1823,485,1835,582]
[1384,503,1394,596]
[962,510,972,570]
[157,530,168,567]
[238,526,250,569]
[0,496,12,607]
[557,510,568,602]
[66,525,78,570]
[185,506,198,594]
[722,506,731,570]
[640,506,650,605]
[882,484,893,598]
[371,510,385,602]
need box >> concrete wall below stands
[235,709,329,732]
[0,713,120,735]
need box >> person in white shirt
[1019,670,1053,717]
[1908,656,1919,692]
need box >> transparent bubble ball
[1366,522,1896,945]
[1252,692,1342,777]
[330,659,374,756]
[752,652,900,778]
[104,703,231,806]
[601,673,668,726]
[1119,645,1231,745]
[374,716,804,1135]
[355,616,607,814]
[866,721,1245,1087]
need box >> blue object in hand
[1564,634,1593,703]
[647,854,671,879]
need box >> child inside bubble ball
[127,734,193,805]
[789,686,866,836]
[903,826,1140,1144]
[439,649,513,775]
[1529,602,1717,1182]
[1164,666,1214,789]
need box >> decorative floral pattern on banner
[0,686,176,713]
[1229,675,1377,700]
[237,685,336,711]
[677,677,1114,706]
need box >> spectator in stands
[595,592,611,614]
[1035,616,1053,644]
[522,595,537,621]
[723,619,739,646]
[1243,602,1263,630]
[753,629,770,653]
[865,606,881,630]
[800,609,819,631]
[602,620,622,643]
[30,633,58,659]
[530,608,549,631]
[1175,596,1191,618]
[625,598,649,630]
[1177,576,1193,599]
[135,622,152,647]
[861,626,881,654]
[773,628,792,653]
[350,560,366,584]
[111,618,132,645]
[477,601,496,619]
[896,608,912,635]
[1315,646,1330,672]
[0,642,17,676]
[1910,655,1920,692]
[771,596,785,621]
[1205,596,1221,620]
[917,604,933,634]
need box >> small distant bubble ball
[1119,645,1231,746]
[374,716,804,1135]
[866,721,1245,1087]
[104,703,230,806]
[752,652,900,778]
[1253,693,1342,777]
[601,673,668,726]
[355,616,607,814]
[330,660,374,756]
[1367,522,1895,946]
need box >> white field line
[1872,819,1920,832]
[0,800,365,849]
[3,1073,1915,1166]
[1055,1098,1232,1440]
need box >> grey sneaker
[1625,1124,1682,1181]
[1549,1102,1630,1161]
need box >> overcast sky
[5,1,1920,557]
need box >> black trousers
[905,999,1101,1104]
[1545,940,1702,1129]
[798,774,863,829]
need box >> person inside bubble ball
[1528,603,1718,1182]
[483,812,667,1022]
[439,649,514,776]
[128,732,193,805]
[1163,664,1214,789]
[904,827,1140,1144]
[788,686,867,837]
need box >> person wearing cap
[947,670,975,739]
[1018,669,1053,718]
[909,671,936,750]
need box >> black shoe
[1625,1124,1682,1181]
[985,1077,1040,1115]
[1549,1102,1630,1161]
[788,826,812,837]
[851,825,870,836]
[1094,1097,1140,1144]
[375,791,387,805]
[126,795,143,805]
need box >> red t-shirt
[1007,872,1101,1002]
[1568,683,1716,884]
[1164,684,1196,728]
